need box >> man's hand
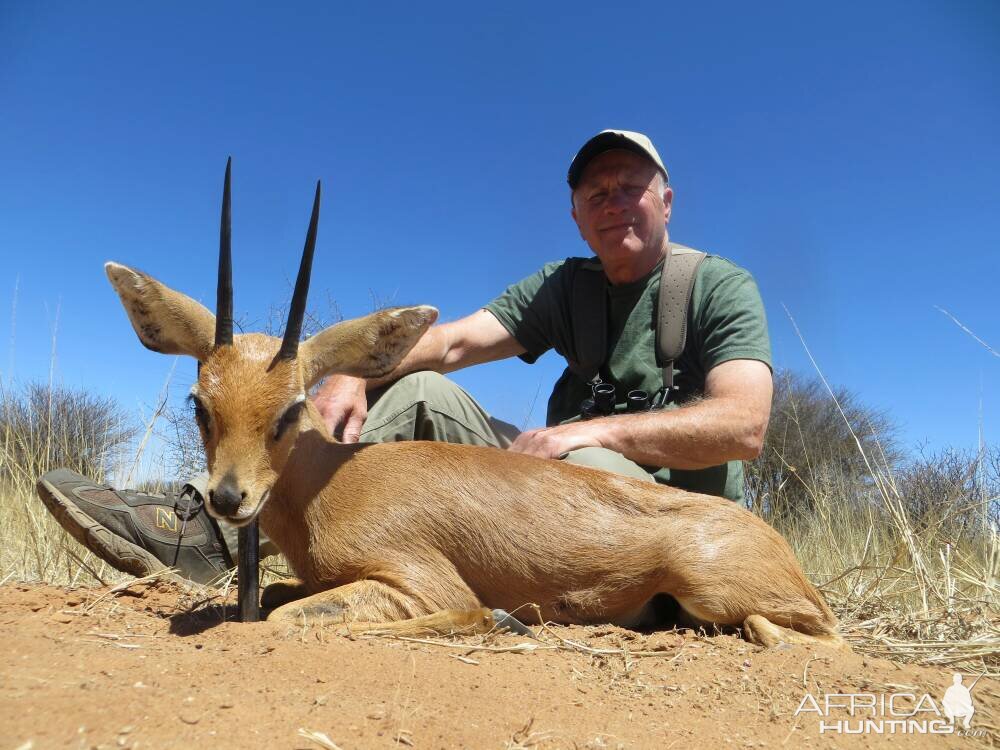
[509,422,605,459]
[312,374,368,442]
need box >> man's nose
[603,187,631,213]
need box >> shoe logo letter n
[155,508,178,532]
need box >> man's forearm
[580,397,767,469]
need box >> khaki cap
[567,130,669,188]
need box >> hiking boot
[36,468,233,585]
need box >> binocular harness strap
[655,244,707,406]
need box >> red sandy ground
[0,581,995,749]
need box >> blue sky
[1,1,998,469]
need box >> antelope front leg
[267,579,507,636]
[261,578,309,609]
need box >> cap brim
[567,132,664,188]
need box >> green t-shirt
[484,252,772,501]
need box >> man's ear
[662,185,673,225]
[299,305,438,388]
[570,202,587,242]
[105,262,216,360]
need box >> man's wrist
[570,411,662,464]
[315,373,369,395]
[566,417,615,452]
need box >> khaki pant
[194,371,656,557]
[362,371,655,482]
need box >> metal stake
[238,520,260,622]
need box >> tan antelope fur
[105,166,844,650]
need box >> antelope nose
[209,480,246,516]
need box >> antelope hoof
[742,614,786,648]
[742,614,850,652]
[491,609,534,636]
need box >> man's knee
[372,370,460,410]
[561,447,656,483]
[363,370,507,447]
[395,370,456,398]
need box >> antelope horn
[215,157,234,348]
[276,180,321,361]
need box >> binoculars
[580,381,653,420]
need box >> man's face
[571,149,672,273]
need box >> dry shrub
[746,369,902,520]
[0,381,134,485]
[0,379,137,584]
[161,400,207,481]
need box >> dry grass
[783,492,999,671]
[757,419,1000,670]
[765,309,1000,673]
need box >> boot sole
[36,476,181,583]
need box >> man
[38,130,773,584]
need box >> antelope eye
[188,394,211,436]
[274,401,306,441]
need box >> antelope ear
[299,305,438,388]
[106,262,216,361]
